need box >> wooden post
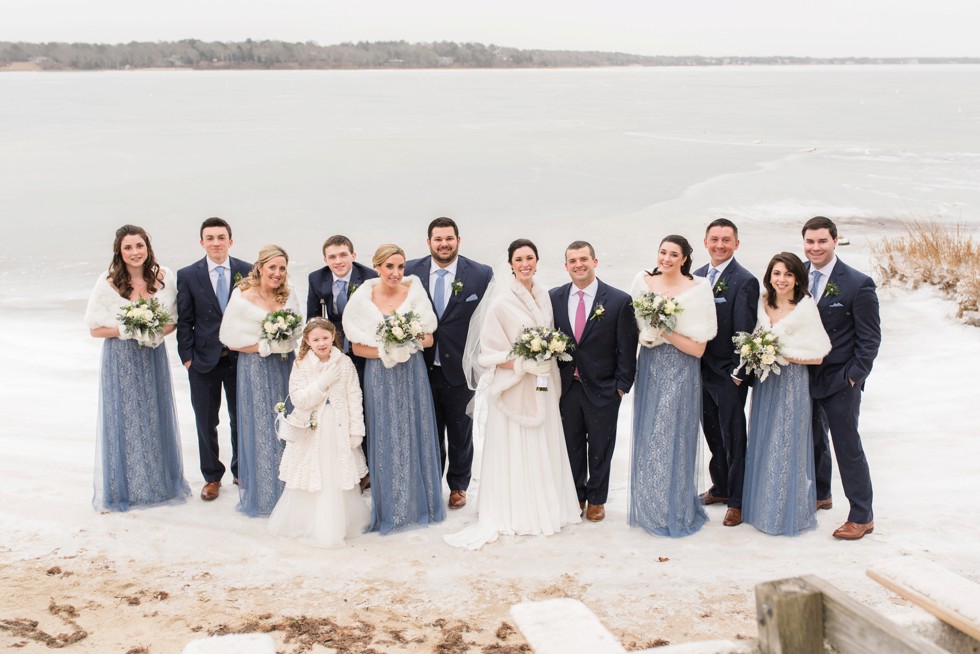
[755,577,824,654]
[756,576,949,654]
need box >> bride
[444,238,581,550]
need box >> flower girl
[268,318,370,547]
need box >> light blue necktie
[810,270,822,299]
[708,268,719,287]
[335,279,348,315]
[434,269,449,318]
[216,265,229,312]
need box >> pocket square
[465,294,479,302]
[829,302,844,308]
[714,297,727,304]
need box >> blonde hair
[239,244,290,304]
[297,317,337,360]
[372,243,406,268]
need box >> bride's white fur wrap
[756,293,832,361]
[84,267,177,349]
[476,279,558,428]
[341,276,437,369]
[278,347,368,492]
[630,272,718,348]
[218,285,302,355]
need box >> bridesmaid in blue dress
[84,225,190,511]
[343,244,445,534]
[219,245,302,517]
[742,253,831,536]
[628,235,717,537]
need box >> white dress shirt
[809,256,837,301]
[207,257,230,295]
[428,258,458,303]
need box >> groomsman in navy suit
[694,219,760,528]
[176,217,253,502]
[803,216,881,540]
[406,217,492,510]
[306,234,378,384]
[550,241,638,522]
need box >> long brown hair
[239,244,290,304]
[297,317,337,361]
[763,252,809,309]
[109,224,162,299]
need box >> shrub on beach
[871,221,980,326]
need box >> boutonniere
[824,281,841,298]
[590,304,605,321]
[452,280,463,296]
[348,282,359,296]
[713,278,729,295]
[233,272,243,286]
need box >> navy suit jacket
[306,261,378,335]
[405,254,493,387]
[549,279,638,406]
[694,258,760,382]
[808,258,881,399]
[176,256,252,373]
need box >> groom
[803,216,881,540]
[694,218,759,528]
[406,217,493,510]
[176,217,252,502]
[550,241,638,522]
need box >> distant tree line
[1,40,976,71]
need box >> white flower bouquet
[376,310,425,367]
[732,327,788,382]
[509,326,574,391]
[260,308,302,359]
[117,297,172,348]
[632,292,683,334]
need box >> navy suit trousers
[812,383,874,524]
[559,381,622,505]
[187,355,239,483]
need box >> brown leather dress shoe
[449,490,466,509]
[833,520,874,540]
[359,474,371,492]
[723,508,742,526]
[699,491,729,505]
[816,498,833,510]
[200,482,220,501]
[586,504,605,522]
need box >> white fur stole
[84,267,177,348]
[757,294,831,361]
[630,272,718,347]
[218,285,302,353]
[341,275,437,367]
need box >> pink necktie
[574,290,586,342]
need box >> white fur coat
[218,286,302,355]
[278,348,368,492]
[84,267,177,348]
[341,275,438,368]
[477,279,560,427]
[757,294,832,361]
[630,272,718,347]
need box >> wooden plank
[801,575,948,654]
[510,598,627,654]
[868,557,980,642]
[755,578,823,654]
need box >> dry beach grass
[872,221,980,325]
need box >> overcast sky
[2,0,978,58]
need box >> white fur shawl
[630,272,718,347]
[341,275,437,349]
[84,267,177,348]
[218,286,303,353]
[477,279,559,427]
[757,294,831,361]
[278,348,368,492]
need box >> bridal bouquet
[376,310,425,367]
[117,297,172,348]
[733,327,788,382]
[510,326,573,391]
[260,308,302,359]
[632,292,683,334]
